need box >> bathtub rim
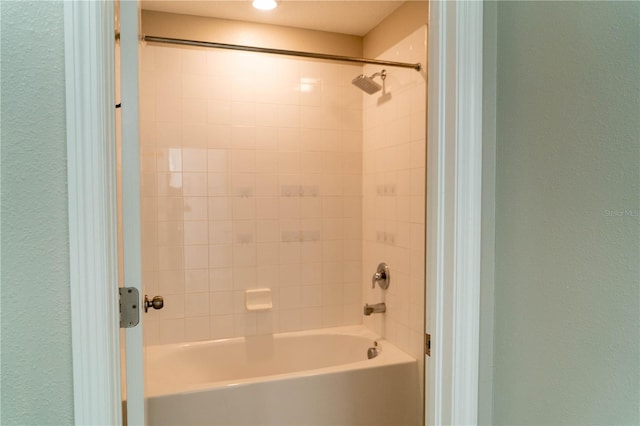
[144,325,417,398]
[147,324,383,352]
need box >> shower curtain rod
[142,35,422,71]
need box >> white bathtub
[146,325,421,425]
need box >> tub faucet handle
[371,262,390,289]
[372,272,382,288]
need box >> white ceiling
[140,1,406,36]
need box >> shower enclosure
[121,3,428,424]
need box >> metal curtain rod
[143,35,422,71]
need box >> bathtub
[146,325,421,425]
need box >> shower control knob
[371,262,390,290]
[144,295,164,312]
[371,262,391,290]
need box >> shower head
[352,75,381,94]
[352,69,387,94]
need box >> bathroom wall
[0,1,75,423]
[139,36,364,344]
[361,26,427,362]
[490,1,640,424]
[363,1,429,59]
[138,11,427,349]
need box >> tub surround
[361,26,427,363]
[139,10,427,363]
[139,42,365,343]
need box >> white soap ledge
[245,288,273,311]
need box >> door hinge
[425,333,431,357]
[119,287,140,328]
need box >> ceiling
[140,1,406,36]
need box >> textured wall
[0,1,74,424]
[493,1,639,424]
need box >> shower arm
[369,70,387,81]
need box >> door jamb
[64,1,121,424]
[426,1,483,424]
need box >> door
[120,0,145,424]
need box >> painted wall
[0,1,74,424]
[363,1,429,59]
[479,1,498,423]
[492,1,640,424]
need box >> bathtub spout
[363,302,386,316]
[367,347,379,359]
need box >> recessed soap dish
[245,288,273,311]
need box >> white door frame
[64,1,121,424]
[119,0,146,424]
[425,1,483,425]
[64,1,485,424]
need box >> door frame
[425,1,483,424]
[64,0,485,423]
[64,1,121,424]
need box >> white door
[120,0,146,424]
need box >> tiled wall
[139,45,365,344]
[361,27,427,361]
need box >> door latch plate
[425,333,431,357]
[119,287,140,328]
